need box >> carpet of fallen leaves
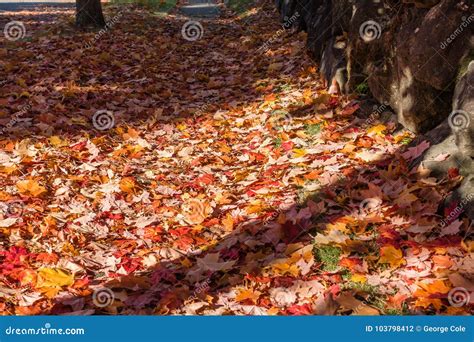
[0,2,472,316]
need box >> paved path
[0,0,220,17]
[0,1,74,12]
[179,0,220,18]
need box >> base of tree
[76,0,106,28]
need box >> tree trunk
[76,0,106,28]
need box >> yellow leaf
[221,213,234,231]
[296,130,308,139]
[271,261,300,276]
[98,52,110,61]
[37,268,74,288]
[16,180,46,197]
[176,123,187,131]
[417,280,451,295]
[327,216,356,233]
[1,165,17,175]
[393,132,412,144]
[292,148,307,158]
[218,143,231,154]
[40,287,61,298]
[123,127,140,140]
[446,306,467,315]
[119,177,136,193]
[303,88,313,100]
[378,245,405,268]
[267,307,280,315]
[367,124,387,136]
[126,144,144,155]
[341,143,356,153]
[245,201,265,215]
[215,192,232,205]
[414,297,443,310]
[233,170,249,182]
[181,257,193,268]
[49,136,63,147]
[351,274,367,283]
[235,288,261,304]
[192,224,204,232]
[16,78,27,88]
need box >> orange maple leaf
[378,245,405,268]
[235,288,261,304]
[16,180,46,197]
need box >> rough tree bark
[76,0,106,28]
